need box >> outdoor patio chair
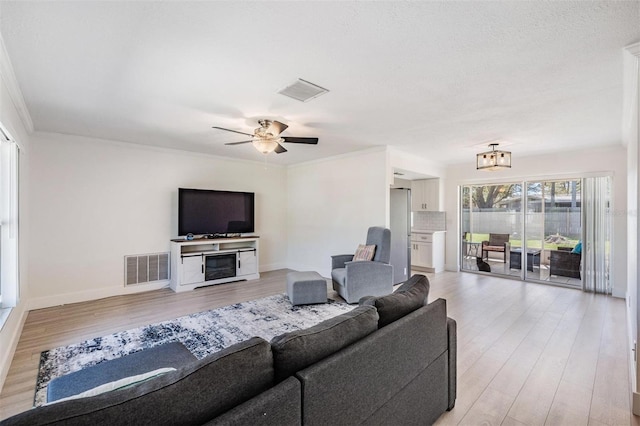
[481,233,511,262]
[549,246,581,279]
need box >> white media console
[170,236,259,292]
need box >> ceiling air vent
[277,78,329,102]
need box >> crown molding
[627,41,640,58]
[0,33,34,134]
[287,146,387,170]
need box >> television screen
[178,188,255,236]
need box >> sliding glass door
[525,180,582,286]
[461,183,522,277]
[461,177,605,290]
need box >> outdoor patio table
[509,248,541,272]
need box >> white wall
[27,132,288,309]
[444,145,628,298]
[286,148,388,277]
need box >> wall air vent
[277,78,329,102]
[125,252,170,286]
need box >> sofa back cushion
[361,274,430,327]
[2,337,274,426]
[270,305,378,383]
[394,274,430,304]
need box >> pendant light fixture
[476,143,511,171]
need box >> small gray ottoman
[287,271,328,305]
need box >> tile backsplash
[413,211,446,231]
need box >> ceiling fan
[212,119,319,154]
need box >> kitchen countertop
[411,229,446,234]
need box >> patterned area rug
[35,294,354,406]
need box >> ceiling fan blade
[212,126,254,137]
[268,120,289,136]
[224,140,253,146]
[274,143,288,154]
[282,137,319,144]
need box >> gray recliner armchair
[331,227,394,304]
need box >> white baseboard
[26,281,170,311]
[0,302,28,393]
[445,263,459,272]
[612,286,625,299]
[25,262,294,311]
[633,392,640,416]
[259,262,289,273]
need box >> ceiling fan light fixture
[252,138,281,154]
[215,119,318,155]
[476,143,511,171]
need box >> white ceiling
[0,1,638,166]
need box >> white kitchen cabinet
[411,242,431,268]
[410,231,445,273]
[411,179,440,211]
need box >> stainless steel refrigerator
[390,188,411,284]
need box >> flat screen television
[178,188,255,236]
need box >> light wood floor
[0,269,636,425]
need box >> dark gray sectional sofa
[1,274,456,426]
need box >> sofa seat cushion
[3,337,275,426]
[271,305,378,382]
[360,274,430,328]
[47,341,195,403]
[331,267,347,287]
